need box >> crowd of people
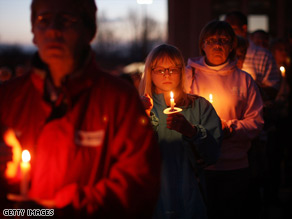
[0,0,291,218]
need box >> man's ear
[32,36,37,45]
[31,27,37,45]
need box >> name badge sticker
[75,130,105,147]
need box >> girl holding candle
[140,44,222,219]
[185,20,264,219]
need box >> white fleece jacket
[185,56,264,170]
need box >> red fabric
[0,56,160,217]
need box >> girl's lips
[163,82,172,84]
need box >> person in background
[140,44,222,219]
[235,35,249,69]
[250,29,270,50]
[120,62,144,91]
[0,0,160,218]
[224,12,282,217]
[267,38,291,206]
[270,38,290,103]
[224,11,281,102]
[0,67,12,83]
[185,20,264,219]
[15,65,28,77]
[270,38,290,68]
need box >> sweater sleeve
[226,75,264,141]
[183,98,222,166]
[149,111,159,132]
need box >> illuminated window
[248,15,269,32]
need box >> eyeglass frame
[204,37,231,46]
[151,67,182,76]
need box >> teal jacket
[151,93,222,219]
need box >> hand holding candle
[20,149,31,197]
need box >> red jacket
[0,54,160,217]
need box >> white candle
[280,66,286,78]
[170,91,175,110]
[209,94,213,103]
[20,150,31,197]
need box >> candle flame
[209,94,213,103]
[4,129,22,178]
[22,150,31,163]
[280,66,286,77]
[170,91,174,99]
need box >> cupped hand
[140,94,153,116]
[166,113,197,138]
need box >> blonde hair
[139,44,192,106]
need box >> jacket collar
[30,49,99,104]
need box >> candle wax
[20,150,31,197]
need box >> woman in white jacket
[185,20,264,219]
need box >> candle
[20,150,31,197]
[209,94,213,103]
[280,66,286,77]
[170,91,175,110]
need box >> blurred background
[0,1,292,218]
[0,0,291,77]
[0,0,168,76]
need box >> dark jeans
[205,168,250,219]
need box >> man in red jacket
[0,0,160,218]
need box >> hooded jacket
[151,93,222,219]
[186,57,264,170]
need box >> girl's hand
[141,94,153,116]
[166,113,197,138]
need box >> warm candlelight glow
[209,94,213,103]
[22,150,31,163]
[280,66,286,77]
[4,129,22,179]
[21,150,31,197]
[163,91,182,114]
[170,91,175,110]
